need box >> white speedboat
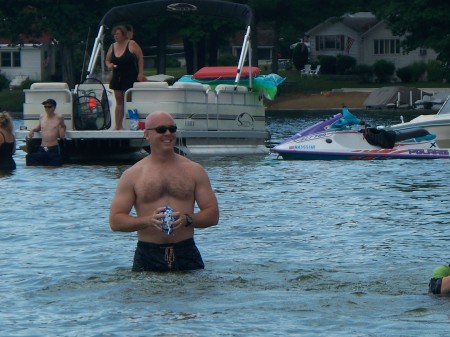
[388,94,450,148]
[15,0,281,162]
[271,108,450,160]
[413,90,450,110]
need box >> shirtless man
[27,98,66,166]
[109,111,219,272]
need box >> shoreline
[265,91,371,111]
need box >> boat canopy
[87,0,255,84]
[99,0,254,29]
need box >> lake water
[1,111,449,336]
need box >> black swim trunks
[429,278,443,294]
[132,238,204,272]
[26,145,63,166]
[37,145,60,154]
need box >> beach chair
[309,65,321,77]
[300,64,311,77]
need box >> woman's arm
[105,44,115,70]
[130,40,146,82]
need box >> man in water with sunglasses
[26,98,66,166]
[109,111,219,272]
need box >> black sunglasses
[146,125,177,134]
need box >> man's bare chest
[136,171,194,202]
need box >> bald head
[145,111,174,129]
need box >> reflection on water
[1,112,449,336]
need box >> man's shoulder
[177,156,208,175]
[176,154,199,166]
[119,161,145,181]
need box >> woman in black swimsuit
[0,111,16,171]
[106,25,146,130]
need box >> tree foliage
[373,59,395,83]
[0,0,119,86]
[372,1,450,64]
[292,43,309,71]
[247,0,371,72]
[0,0,375,84]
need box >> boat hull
[15,1,275,163]
[272,130,450,160]
[388,93,450,148]
[16,81,270,162]
[389,114,450,148]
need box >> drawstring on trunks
[164,246,175,269]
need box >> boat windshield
[437,95,450,115]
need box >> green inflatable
[432,264,450,279]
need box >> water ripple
[1,114,450,336]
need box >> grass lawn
[2,66,449,113]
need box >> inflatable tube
[192,66,260,79]
[177,73,285,100]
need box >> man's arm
[189,165,219,228]
[59,115,66,139]
[109,170,152,232]
[28,116,42,138]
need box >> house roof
[0,33,52,45]
[306,12,380,35]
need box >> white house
[306,12,438,71]
[0,34,57,83]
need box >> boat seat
[30,82,70,90]
[215,84,248,92]
[215,85,248,104]
[23,82,74,129]
[133,81,169,88]
[171,82,209,103]
[172,82,209,91]
[24,82,72,104]
[127,81,172,102]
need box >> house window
[1,51,21,67]
[373,39,400,55]
[316,35,344,51]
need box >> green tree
[373,59,395,82]
[292,43,309,71]
[0,0,117,86]
[372,1,450,64]
[248,0,371,73]
[169,15,241,74]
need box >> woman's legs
[114,90,125,130]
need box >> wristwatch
[185,214,193,227]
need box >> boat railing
[124,81,264,132]
[125,82,212,130]
[437,94,450,115]
[215,84,249,105]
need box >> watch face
[186,215,193,226]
